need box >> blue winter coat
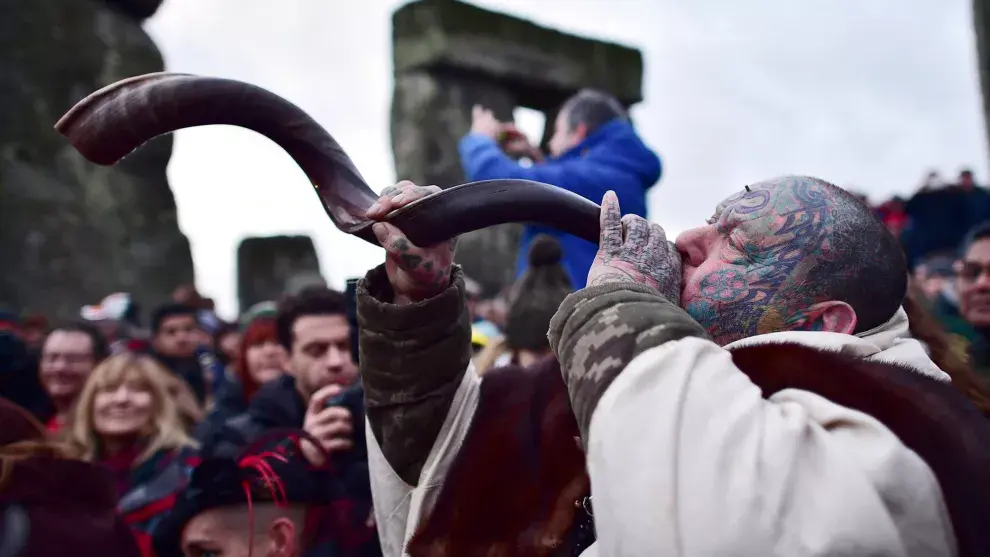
[458,119,662,286]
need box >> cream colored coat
[368,308,956,556]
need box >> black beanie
[504,235,574,352]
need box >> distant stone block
[237,236,323,313]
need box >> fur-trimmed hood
[726,306,949,382]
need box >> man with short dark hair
[203,286,362,466]
[197,286,377,552]
[150,303,209,404]
[38,323,108,432]
[459,88,662,285]
[273,286,360,465]
[151,303,200,358]
[275,286,356,396]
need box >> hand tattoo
[586,191,682,304]
[587,271,640,286]
[372,181,456,302]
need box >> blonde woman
[67,352,198,500]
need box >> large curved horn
[56,73,601,247]
[55,72,379,236]
[386,179,600,246]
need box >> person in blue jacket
[458,89,662,286]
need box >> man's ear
[572,122,589,143]
[798,301,857,334]
[266,517,298,557]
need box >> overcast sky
[146,0,989,319]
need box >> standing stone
[390,0,644,296]
[976,0,990,165]
[236,236,323,313]
[0,0,194,320]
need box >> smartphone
[325,383,362,409]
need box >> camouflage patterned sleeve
[548,283,709,441]
[357,263,473,486]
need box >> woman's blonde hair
[474,336,510,376]
[67,352,197,464]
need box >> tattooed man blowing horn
[361,177,989,557]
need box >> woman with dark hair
[234,317,288,401]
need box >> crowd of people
[2,87,990,557]
[863,169,990,379]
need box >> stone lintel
[392,0,644,110]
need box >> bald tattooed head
[675,176,906,346]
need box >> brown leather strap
[55,72,601,248]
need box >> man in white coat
[356,177,979,556]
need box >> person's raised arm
[358,181,473,486]
[458,105,571,185]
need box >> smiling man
[39,323,109,432]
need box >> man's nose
[48,358,68,372]
[675,227,709,267]
[975,271,990,290]
[325,346,348,370]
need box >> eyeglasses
[955,260,990,282]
